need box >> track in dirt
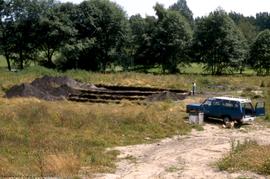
[95,123,270,179]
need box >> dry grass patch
[43,153,80,177]
[0,97,190,177]
[217,140,270,175]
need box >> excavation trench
[5,76,189,103]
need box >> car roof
[211,96,251,103]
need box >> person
[192,82,196,95]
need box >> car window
[241,103,254,115]
[212,100,222,106]
[233,102,240,109]
[203,99,212,106]
[256,102,264,108]
[242,103,253,110]
[223,101,234,108]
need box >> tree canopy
[169,0,194,26]
[154,3,192,73]
[1,0,270,75]
[249,30,270,75]
[58,0,129,71]
[193,10,248,75]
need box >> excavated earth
[5,76,189,102]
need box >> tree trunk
[4,52,11,71]
[46,49,56,68]
[46,53,55,68]
[239,68,243,74]
[19,50,24,70]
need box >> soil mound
[5,76,94,100]
[5,76,188,102]
[31,75,96,91]
[5,83,54,100]
[146,91,186,102]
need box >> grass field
[0,56,7,67]
[0,98,191,177]
[0,66,194,177]
[0,65,269,177]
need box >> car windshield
[202,99,213,106]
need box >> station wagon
[186,97,265,123]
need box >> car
[186,96,265,123]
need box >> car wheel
[223,116,230,124]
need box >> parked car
[186,96,265,123]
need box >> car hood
[187,103,201,107]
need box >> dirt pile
[5,76,188,102]
[5,76,95,100]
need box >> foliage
[129,4,192,73]
[1,0,270,75]
[256,12,270,31]
[169,0,194,27]
[129,14,157,70]
[229,12,258,43]
[36,0,77,68]
[249,30,270,75]
[193,10,248,75]
[57,0,129,72]
[0,0,12,71]
[6,0,41,69]
[154,4,192,73]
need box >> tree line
[1,0,270,75]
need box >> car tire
[223,116,230,124]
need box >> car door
[255,102,265,116]
[201,98,213,116]
[208,99,222,118]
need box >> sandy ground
[95,121,270,179]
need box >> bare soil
[95,122,270,179]
[5,76,189,102]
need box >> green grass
[182,63,256,75]
[217,140,270,175]
[0,56,7,67]
[182,63,205,74]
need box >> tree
[4,0,42,69]
[154,3,192,73]
[193,10,248,75]
[36,0,77,68]
[129,4,192,73]
[169,0,194,26]
[229,12,257,43]
[255,12,270,31]
[129,14,157,70]
[249,30,270,75]
[0,0,12,71]
[59,0,129,71]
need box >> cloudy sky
[62,0,270,17]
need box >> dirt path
[95,122,270,179]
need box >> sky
[62,0,270,17]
